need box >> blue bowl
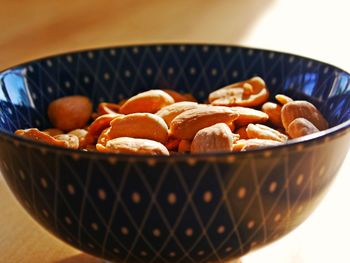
[0,44,350,263]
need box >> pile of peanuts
[15,76,328,155]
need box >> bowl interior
[0,44,350,134]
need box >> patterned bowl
[0,44,350,263]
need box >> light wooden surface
[0,1,350,262]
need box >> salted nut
[119,89,175,114]
[162,89,197,102]
[233,138,283,151]
[87,113,122,138]
[15,128,67,147]
[170,106,239,139]
[246,123,288,142]
[209,76,269,107]
[156,101,200,126]
[191,123,235,153]
[48,95,93,132]
[281,100,328,131]
[262,102,283,128]
[109,113,169,144]
[231,106,269,127]
[14,75,330,154]
[275,94,293,105]
[97,137,169,155]
[287,118,320,138]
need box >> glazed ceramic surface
[0,44,349,263]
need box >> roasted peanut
[54,134,80,149]
[165,137,181,151]
[156,101,200,126]
[87,113,122,138]
[97,102,121,115]
[231,106,269,127]
[109,113,168,144]
[246,124,288,142]
[209,77,269,107]
[97,127,112,146]
[96,137,169,155]
[178,139,192,153]
[170,106,239,140]
[261,102,283,128]
[15,128,67,147]
[287,118,320,138]
[236,126,248,139]
[281,100,328,131]
[119,89,175,114]
[43,128,64,136]
[48,95,92,131]
[233,138,283,151]
[191,123,234,153]
[275,94,293,105]
[162,89,197,102]
[68,129,88,148]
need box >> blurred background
[0,0,349,262]
[1,0,350,71]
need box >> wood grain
[0,0,350,262]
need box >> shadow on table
[56,253,103,263]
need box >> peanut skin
[48,95,92,132]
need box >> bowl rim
[0,42,349,160]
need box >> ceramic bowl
[0,44,349,263]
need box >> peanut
[97,102,121,115]
[261,102,283,128]
[275,94,293,105]
[48,95,92,131]
[97,127,112,146]
[54,134,79,149]
[170,106,239,139]
[231,106,269,127]
[191,123,234,153]
[156,101,200,126]
[246,124,288,142]
[178,140,192,153]
[287,118,320,138]
[162,89,197,102]
[109,113,168,144]
[165,137,181,151]
[96,137,169,155]
[233,138,283,151]
[88,113,122,138]
[68,129,88,148]
[281,100,328,131]
[15,128,67,147]
[209,77,269,107]
[236,126,248,139]
[43,128,64,136]
[119,89,175,114]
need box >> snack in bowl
[14,77,329,154]
[0,44,349,263]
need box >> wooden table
[1,1,349,262]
